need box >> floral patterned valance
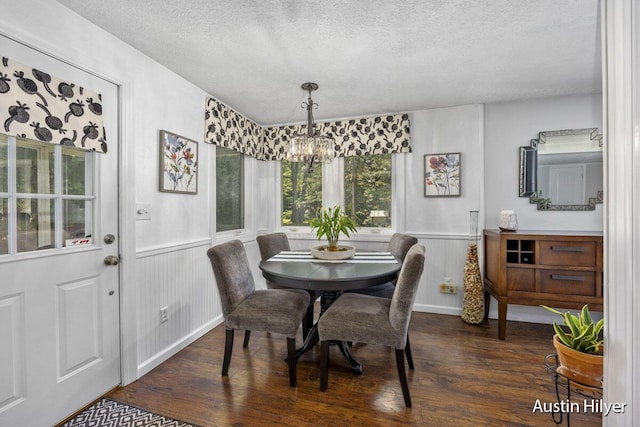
[204,97,264,159]
[262,114,411,161]
[203,97,411,161]
[0,56,107,153]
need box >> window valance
[263,114,411,161]
[204,97,264,159]
[204,97,411,161]
[0,56,107,153]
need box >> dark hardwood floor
[109,310,602,426]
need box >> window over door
[0,134,93,255]
[216,146,244,232]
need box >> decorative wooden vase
[461,242,484,324]
[553,334,603,388]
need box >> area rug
[62,398,200,427]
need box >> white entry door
[0,37,121,425]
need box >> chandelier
[285,82,335,172]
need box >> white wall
[484,94,603,231]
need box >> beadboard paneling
[135,240,220,376]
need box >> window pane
[0,135,7,192]
[216,147,244,232]
[0,198,7,255]
[16,139,54,194]
[17,198,54,252]
[63,199,92,245]
[62,148,88,195]
[344,155,392,227]
[281,160,322,226]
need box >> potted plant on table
[542,304,604,388]
[309,205,357,260]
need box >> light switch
[136,203,151,220]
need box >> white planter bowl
[311,245,355,260]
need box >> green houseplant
[309,206,357,252]
[542,304,603,387]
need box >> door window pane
[16,139,54,194]
[281,160,322,226]
[344,155,392,227]
[62,148,88,195]
[17,198,54,252]
[0,198,7,255]
[1,135,94,255]
[0,135,7,192]
[216,147,244,232]
[63,199,92,244]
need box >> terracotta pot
[553,334,603,387]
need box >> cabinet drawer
[506,268,535,292]
[539,241,597,267]
[538,269,596,296]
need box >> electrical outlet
[160,306,169,323]
[439,283,458,294]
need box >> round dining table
[259,251,401,374]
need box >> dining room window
[344,154,392,228]
[281,160,322,226]
[216,146,244,232]
[280,154,392,228]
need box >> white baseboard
[137,315,224,378]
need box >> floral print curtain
[204,97,264,159]
[262,114,411,160]
[0,56,107,153]
[204,98,411,161]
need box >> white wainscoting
[410,233,471,316]
[135,239,222,377]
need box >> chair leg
[243,330,251,348]
[287,337,297,387]
[395,348,412,408]
[303,304,314,340]
[405,333,414,371]
[222,329,234,376]
[320,341,329,391]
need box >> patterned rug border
[62,397,201,427]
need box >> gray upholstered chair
[347,233,419,368]
[350,233,418,298]
[207,239,310,387]
[318,244,425,407]
[256,232,320,340]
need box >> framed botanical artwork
[424,152,461,197]
[159,130,198,194]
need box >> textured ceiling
[56,0,601,126]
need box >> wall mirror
[519,128,603,211]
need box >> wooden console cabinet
[483,229,603,340]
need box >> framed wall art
[159,130,198,194]
[424,152,461,197]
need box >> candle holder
[462,210,484,325]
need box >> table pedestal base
[290,290,363,375]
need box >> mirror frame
[519,128,603,211]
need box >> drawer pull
[551,246,587,252]
[551,274,586,282]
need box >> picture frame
[424,152,461,197]
[159,130,198,194]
